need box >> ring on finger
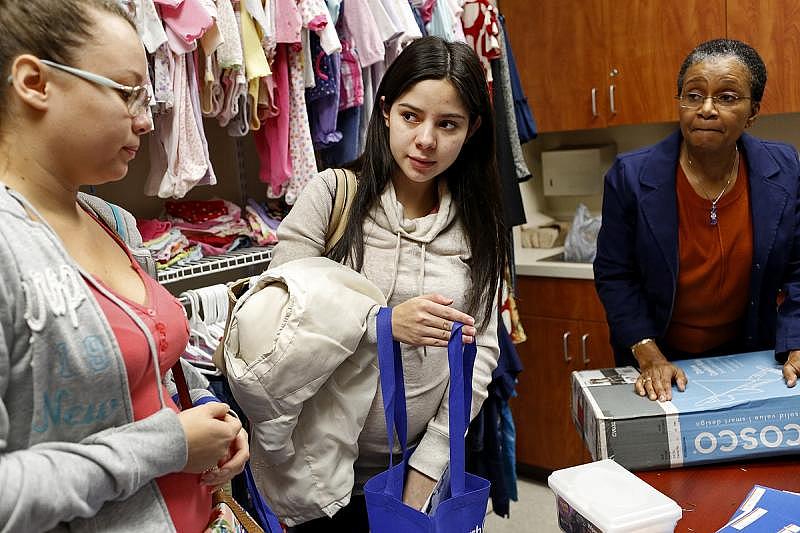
[643,376,652,382]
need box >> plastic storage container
[547,459,682,533]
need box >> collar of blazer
[638,130,789,282]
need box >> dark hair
[0,0,134,120]
[677,38,767,103]
[329,36,508,331]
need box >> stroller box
[571,351,800,470]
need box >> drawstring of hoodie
[385,233,432,358]
[418,243,426,296]
[385,231,402,301]
[419,242,428,359]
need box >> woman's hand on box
[783,350,800,388]
[633,343,687,402]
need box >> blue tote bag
[364,307,490,533]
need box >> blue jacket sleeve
[774,150,800,362]
[594,159,661,354]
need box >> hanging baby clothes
[412,2,429,36]
[447,0,467,43]
[219,68,248,134]
[219,0,249,138]
[244,0,271,36]
[256,44,292,197]
[426,0,453,41]
[427,0,464,42]
[300,0,342,54]
[146,52,210,198]
[198,0,224,116]
[357,65,373,154]
[306,33,343,149]
[268,0,332,203]
[132,0,168,53]
[199,0,223,53]
[341,0,386,68]
[418,0,436,25]
[160,0,215,52]
[315,0,373,166]
[388,0,424,44]
[153,44,175,112]
[274,0,304,43]
[366,0,402,42]
[319,37,363,166]
[461,0,501,83]
[283,45,321,204]
[187,52,218,186]
[240,2,271,131]
[493,16,530,184]
[498,13,537,144]
[302,30,316,88]
[338,40,364,112]
[216,0,244,70]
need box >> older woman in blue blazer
[594,39,800,402]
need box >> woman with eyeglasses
[0,1,247,531]
[594,39,800,402]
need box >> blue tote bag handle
[374,307,476,498]
[376,307,409,495]
[447,320,477,497]
[243,462,283,532]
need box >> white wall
[520,112,800,221]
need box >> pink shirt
[87,215,209,532]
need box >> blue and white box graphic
[716,485,800,532]
[571,351,800,470]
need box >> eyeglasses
[675,92,752,110]
[7,59,150,117]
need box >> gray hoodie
[270,169,500,490]
[0,186,190,532]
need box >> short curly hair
[676,39,767,103]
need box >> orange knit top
[663,155,753,354]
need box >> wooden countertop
[638,456,800,531]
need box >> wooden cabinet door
[603,0,726,126]
[727,0,800,115]
[512,316,588,471]
[577,320,616,370]
[502,0,607,132]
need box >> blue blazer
[594,130,800,366]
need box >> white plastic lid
[548,459,682,532]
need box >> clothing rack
[157,245,273,285]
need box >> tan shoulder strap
[324,168,358,254]
[212,277,253,374]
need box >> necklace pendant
[710,206,718,226]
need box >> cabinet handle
[581,333,590,365]
[609,84,617,114]
[591,87,598,117]
[562,331,572,363]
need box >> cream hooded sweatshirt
[270,169,500,488]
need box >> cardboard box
[571,351,800,470]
